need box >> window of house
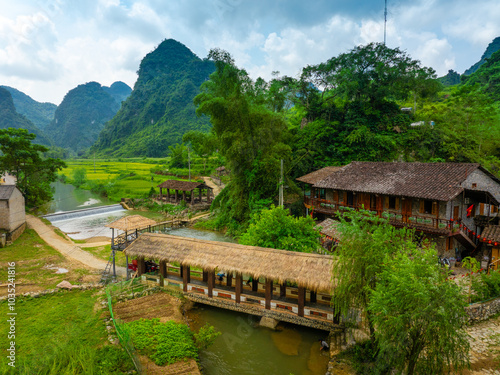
[419,199,438,215]
[319,189,326,199]
[346,191,354,206]
[388,196,397,209]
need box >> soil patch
[139,355,200,375]
[113,293,184,323]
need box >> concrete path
[203,176,224,197]
[26,215,126,277]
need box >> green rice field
[59,158,206,201]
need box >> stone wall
[466,297,500,323]
[7,222,26,243]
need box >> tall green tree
[168,143,188,169]
[194,49,290,232]
[239,205,321,252]
[182,130,217,173]
[331,210,415,339]
[369,246,470,375]
[0,128,66,207]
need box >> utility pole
[94,152,96,173]
[279,159,284,208]
[384,0,388,45]
[188,147,191,181]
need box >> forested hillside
[195,42,500,231]
[91,39,214,157]
[464,36,500,75]
[45,81,129,153]
[0,87,52,145]
[0,85,57,130]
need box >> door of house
[376,196,383,216]
[453,206,460,221]
[492,248,500,271]
[402,199,412,222]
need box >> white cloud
[1,0,500,103]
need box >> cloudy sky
[1,0,499,105]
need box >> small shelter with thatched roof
[157,180,213,205]
[124,233,335,322]
[105,215,158,279]
[316,218,341,252]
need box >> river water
[189,306,330,375]
[45,182,329,373]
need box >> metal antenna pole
[384,0,387,45]
[279,159,284,208]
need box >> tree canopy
[194,49,291,232]
[0,128,66,208]
[239,205,321,252]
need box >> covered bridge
[124,233,336,328]
[157,180,213,204]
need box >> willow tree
[194,49,290,232]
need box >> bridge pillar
[310,291,317,303]
[298,286,305,317]
[235,273,242,303]
[280,282,286,299]
[252,278,258,292]
[182,265,190,292]
[137,258,146,276]
[159,261,167,286]
[207,270,215,297]
[265,278,273,310]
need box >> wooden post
[182,265,189,292]
[199,188,202,203]
[207,270,215,298]
[137,258,146,276]
[280,283,287,299]
[203,270,208,282]
[159,261,167,286]
[159,187,163,200]
[191,190,195,204]
[226,273,233,287]
[235,273,242,303]
[182,191,186,202]
[175,190,178,202]
[126,254,129,280]
[265,278,273,310]
[252,277,258,292]
[166,189,170,201]
[298,286,305,317]
[310,291,317,303]
[111,228,115,250]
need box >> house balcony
[306,197,478,241]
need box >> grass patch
[0,229,67,288]
[84,244,127,267]
[0,290,135,374]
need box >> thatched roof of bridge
[125,233,334,292]
[157,180,211,192]
[106,215,157,231]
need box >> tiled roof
[482,226,500,243]
[157,180,211,192]
[315,218,341,239]
[296,166,342,185]
[314,162,481,201]
[0,185,16,200]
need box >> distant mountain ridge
[0,87,52,145]
[0,85,57,130]
[464,37,500,75]
[92,39,215,157]
[45,81,131,152]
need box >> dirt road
[26,215,126,277]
